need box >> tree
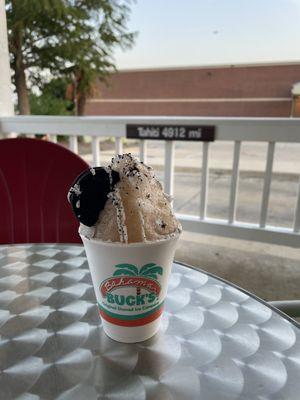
[113,263,163,295]
[6,0,135,115]
[30,78,73,116]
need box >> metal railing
[1,115,300,247]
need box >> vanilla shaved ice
[81,154,181,243]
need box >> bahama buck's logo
[99,263,164,327]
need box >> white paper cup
[81,234,180,343]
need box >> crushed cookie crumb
[94,153,180,243]
[69,183,81,196]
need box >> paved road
[170,171,298,228]
[81,140,300,175]
[79,140,299,229]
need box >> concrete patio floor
[176,232,300,302]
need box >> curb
[151,164,300,181]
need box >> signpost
[126,125,215,141]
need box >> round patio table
[0,244,299,400]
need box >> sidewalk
[79,140,300,177]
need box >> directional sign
[126,125,215,141]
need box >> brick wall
[85,63,300,117]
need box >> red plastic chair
[0,138,89,244]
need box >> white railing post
[139,140,147,163]
[164,141,175,196]
[228,141,241,223]
[293,178,300,233]
[69,136,78,154]
[200,142,210,220]
[260,142,275,228]
[115,137,123,155]
[92,137,100,166]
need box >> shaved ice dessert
[68,153,181,343]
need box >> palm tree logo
[113,263,163,295]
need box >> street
[80,140,300,229]
[172,171,298,228]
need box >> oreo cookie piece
[68,167,120,227]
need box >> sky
[114,0,300,70]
